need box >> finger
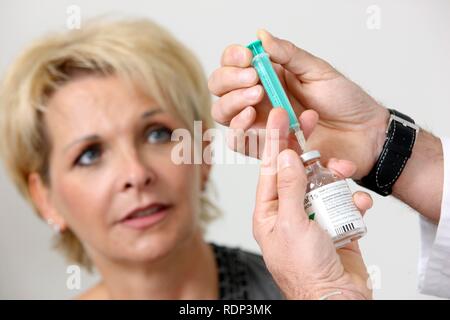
[227,106,257,154]
[298,109,319,140]
[229,106,257,132]
[254,109,290,239]
[221,44,253,67]
[353,192,373,217]
[211,85,264,125]
[257,29,335,79]
[326,158,357,179]
[326,158,373,215]
[208,67,258,96]
[277,149,308,223]
[256,108,290,204]
[337,241,368,277]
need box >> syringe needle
[293,126,307,153]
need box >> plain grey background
[1,0,449,299]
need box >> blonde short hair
[0,18,219,270]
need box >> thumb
[276,149,308,224]
[257,29,336,79]
[298,109,319,140]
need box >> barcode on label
[335,223,355,235]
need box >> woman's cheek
[172,164,202,214]
[54,174,110,235]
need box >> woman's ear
[28,172,67,232]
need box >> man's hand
[208,29,389,179]
[253,108,373,299]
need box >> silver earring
[47,218,61,233]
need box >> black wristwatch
[357,109,419,196]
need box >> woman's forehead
[44,75,167,144]
[48,75,156,115]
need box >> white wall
[1,0,449,299]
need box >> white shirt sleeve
[418,137,450,298]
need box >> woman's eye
[146,126,172,144]
[75,145,101,166]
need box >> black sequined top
[211,243,283,300]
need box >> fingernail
[326,158,341,168]
[239,69,256,83]
[263,29,274,37]
[233,47,246,63]
[245,86,261,99]
[258,29,277,43]
[278,151,296,169]
[243,107,253,118]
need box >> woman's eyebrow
[63,108,164,153]
[141,108,163,119]
[64,135,100,154]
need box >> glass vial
[300,150,367,248]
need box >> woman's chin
[107,224,196,264]
[108,239,176,264]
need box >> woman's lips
[120,205,171,230]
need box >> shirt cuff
[418,137,450,298]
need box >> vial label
[304,180,365,239]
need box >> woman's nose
[120,152,155,192]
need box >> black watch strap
[358,109,419,196]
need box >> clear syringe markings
[247,40,307,152]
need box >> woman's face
[41,74,206,264]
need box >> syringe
[247,40,307,152]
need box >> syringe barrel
[247,40,299,130]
